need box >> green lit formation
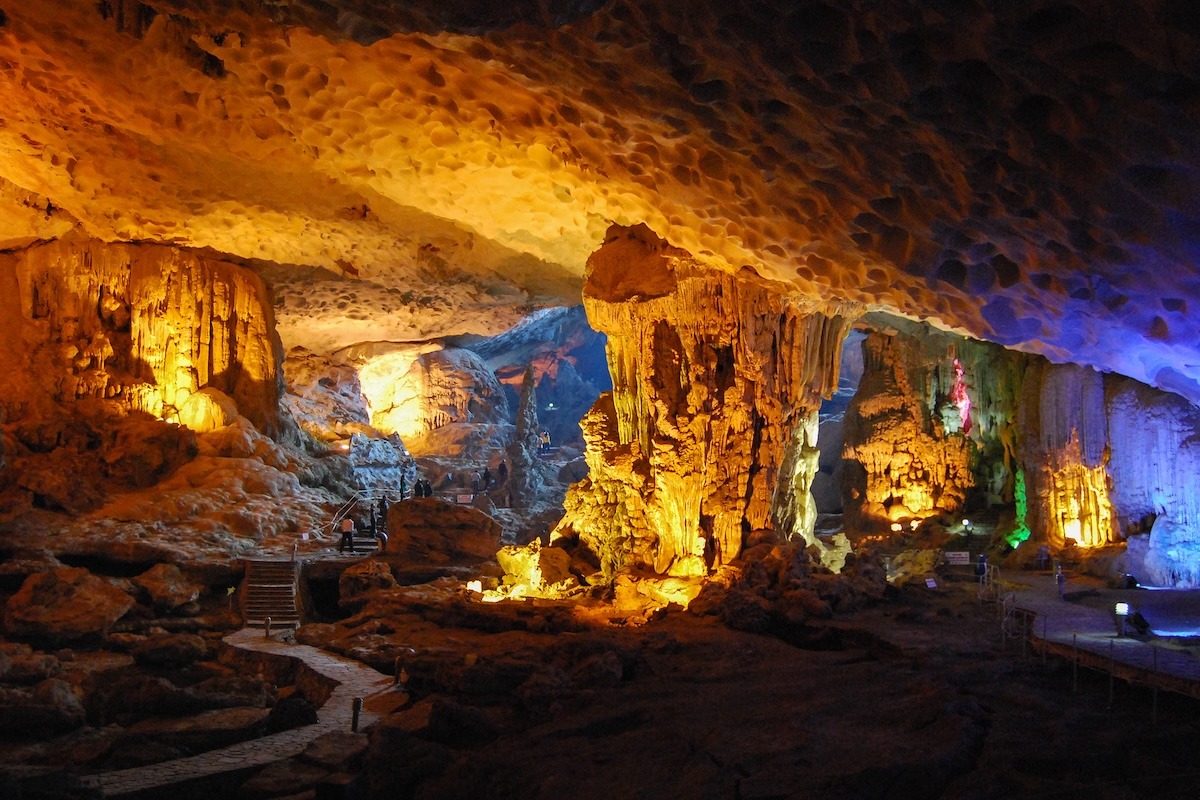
[1005,468,1032,547]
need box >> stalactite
[0,236,288,438]
[555,224,855,578]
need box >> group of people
[411,478,434,498]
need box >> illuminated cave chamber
[835,318,1200,588]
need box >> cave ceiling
[3,1,1200,399]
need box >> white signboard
[944,551,971,566]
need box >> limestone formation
[506,365,543,513]
[132,563,202,613]
[839,318,1032,533]
[3,567,134,644]
[354,344,509,451]
[0,237,288,439]
[557,225,854,578]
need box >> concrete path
[80,629,394,797]
[1010,573,1200,693]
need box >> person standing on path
[338,516,355,553]
[1056,563,1066,598]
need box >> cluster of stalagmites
[836,318,1200,587]
[546,225,1200,589]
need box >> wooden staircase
[242,558,301,629]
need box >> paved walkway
[80,629,394,797]
[1009,573,1200,695]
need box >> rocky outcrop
[132,563,202,613]
[556,225,854,578]
[0,236,288,438]
[386,498,503,566]
[352,344,508,450]
[3,567,134,644]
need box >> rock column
[556,225,851,578]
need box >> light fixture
[1115,602,1130,636]
[962,519,973,533]
[890,522,902,533]
[910,520,920,531]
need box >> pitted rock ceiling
[3,1,1200,398]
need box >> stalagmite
[556,225,854,578]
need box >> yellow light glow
[355,346,435,441]
[1044,459,1115,549]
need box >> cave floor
[294,573,1200,800]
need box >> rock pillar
[556,225,852,578]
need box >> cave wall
[557,225,853,577]
[840,325,1025,529]
[0,236,287,437]
[840,319,1200,586]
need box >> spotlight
[1114,602,1130,637]
[890,522,902,533]
[962,519,973,533]
[910,520,920,531]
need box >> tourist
[338,516,355,553]
[1056,564,1066,598]
[498,460,508,483]
[377,529,388,554]
[378,495,389,529]
[399,475,408,500]
[471,471,481,492]
[482,466,493,489]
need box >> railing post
[265,616,272,640]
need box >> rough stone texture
[0,236,288,438]
[0,678,86,738]
[387,498,502,566]
[557,225,853,577]
[129,632,210,668]
[3,567,134,644]
[353,344,509,447]
[339,558,398,607]
[131,563,202,612]
[839,315,1035,534]
[4,1,1200,407]
[496,541,575,595]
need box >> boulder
[126,706,271,750]
[497,541,575,595]
[301,731,370,771]
[339,558,397,606]
[240,758,330,798]
[265,694,318,733]
[0,678,86,738]
[1,651,61,684]
[132,563,202,612]
[387,499,502,566]
[3,567,134,644]
[177,387,239,433]
[130,632,209,668]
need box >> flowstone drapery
[555,225,853,578]
[1,235,288,437]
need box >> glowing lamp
[466,580,483,593]
[1114,602,1130,617]
[890,522,903,533]
[910,520,920,531]
[962,519,973,533]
